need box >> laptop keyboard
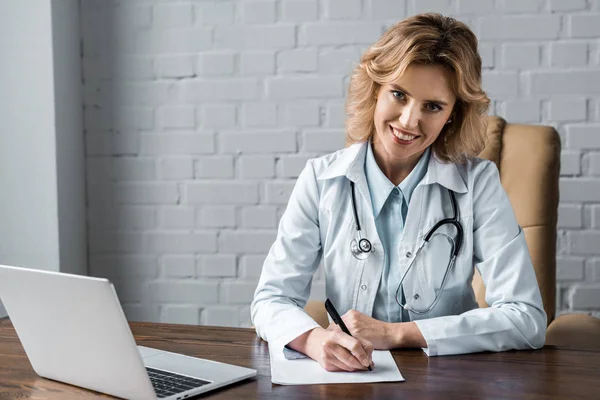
[146,367,211,398]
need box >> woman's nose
[398,103,420,130]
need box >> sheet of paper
[270,348,404,385]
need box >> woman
[251,13,546,372]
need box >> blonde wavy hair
[346,13,490,163]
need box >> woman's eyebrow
[390,83,449,106]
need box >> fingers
[314,328,374,372]
[336,332,373,369]
[330,344,367,371]
[358,337,375,366]
[321,348,356,372]
[320,332,370,371]
[360,338,374,353]
[318,337,355,372]
[341,309,359,328]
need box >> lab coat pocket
[408,232,455,313]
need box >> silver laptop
[0,264,257,399]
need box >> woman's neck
[372,141,424,186]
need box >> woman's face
[372,64,457,167]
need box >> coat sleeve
[413,161,547,356]
[250,160,322,358]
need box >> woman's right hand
[292,327,374,372]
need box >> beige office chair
[304,116,600,350]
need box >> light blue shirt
[365,142,431,323]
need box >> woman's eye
[391,90,405,100]
[426,103,442,112]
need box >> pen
[324,298,373,371]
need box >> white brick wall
[83,0,600,326]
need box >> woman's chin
[383,141,427,162]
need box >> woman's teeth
[391,126,419,141]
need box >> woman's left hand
[328,309,395,350]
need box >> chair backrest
[474,116,560,324]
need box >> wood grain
[1,317,598,399]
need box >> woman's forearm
[287,327,324,358]
[389,322,427,349]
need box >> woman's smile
[390,125,421,145]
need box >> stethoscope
[349,180,463,314]
[349,181,374,258]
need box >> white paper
[270,348,405,385]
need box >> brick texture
[82,0,600,326]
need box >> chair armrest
[545,314,600,350]
[251,301,328,331]
[305,301,329,329]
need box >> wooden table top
[1,317,599,399]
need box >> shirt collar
[364,141,430,218]
[317,141,468,195]
[400,145,430,203]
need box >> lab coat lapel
[345,144,383,316]
[403,155,469,316]
[421,153,468,194]
[318,141,383,316]
[318,142,374,215]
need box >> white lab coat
[251,141,546,357]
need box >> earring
[446,119,452,124]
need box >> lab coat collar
[317,142,366,183]
[317,141,468,194]
[422,151,468,194]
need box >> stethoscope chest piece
[358,238,372,252]
[350,236,373,260]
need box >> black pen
[324,298,373,371]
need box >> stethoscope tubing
[349,179,463,314]
[350,181,373,254]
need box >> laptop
[0,264,257,399]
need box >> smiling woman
[346,13,489,166]
[251,12,546,374]
[371,64,457,185]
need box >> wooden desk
[1,318,599,399]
